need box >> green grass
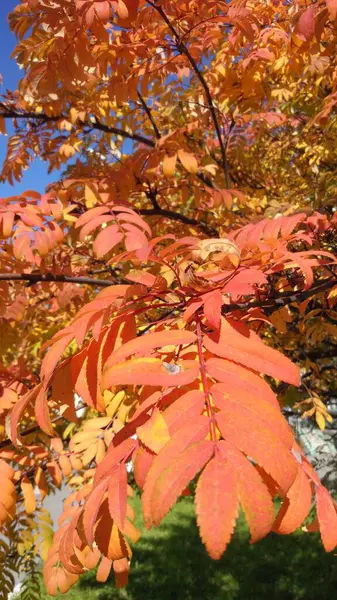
[25,496,337,600]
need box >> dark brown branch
[137,92,161,139]
[83,116,156,147]
[0,105,156,148]
[222,278,337,315]
[139,207,219,237]
[0,273,116,287]
[148,0,230,187]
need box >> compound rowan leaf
[151,440,214,526]
[195,453,239,559]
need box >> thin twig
[137,92,161,139]
[147,0,230,187]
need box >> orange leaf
[142,415,210,528]
[216,406,297,495]
[105,329,196,368]
[107,463,128,530]
[151,440,214,526]
[21,476,36,514]
[204,318,300,386]
[133,443,156,489]
[316,486,337,551]
[211,382,294,448]
[206,358,280,409]
[95,500,131,560]
[177,149,198,174]
[273,467,312,534]
[163,389,205,434]
[195,453,239,559]
[163,153,177,177]
[219,440,275,543]
[326,0,337,20]
[203,289,223,331]
[103,357,199,388]
[137,408,170,453]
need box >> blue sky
[0,0,57,196]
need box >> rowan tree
[1,0,337,597]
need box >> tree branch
[147,0,230,187]
[0,273,116,287]
[0,104,156,148]
[222,278,337,315]
[137,92,161,139]
[139,207,219,237]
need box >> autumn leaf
[195,453,239,559]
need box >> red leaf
[216,407,297,495]
[83,478,109,546]
[142,416,210,528]
[133,443,156,490]
[107,463,128,530]
[203,289,223,330]
[316,486,337,551]
[296,7,315,40]
[151,440,214,526]
[211,382,294,449]
[273,467,312,534]
[195,453,239,559]
[163,389,205,434]
[219,440,275,543]
[206,358,280,409]
[204,318,300,386]
[94,438,136,485]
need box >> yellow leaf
[137,408,170,453]
[177,149,198,174]
[84,185,99,208]
[315,411,326,431]
[163,153,177,177]
[105,389,126,418]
